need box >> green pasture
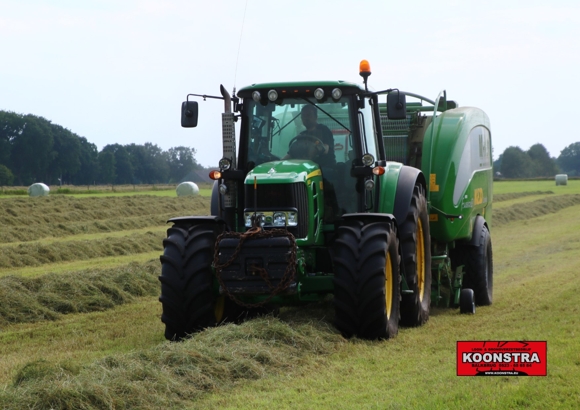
[0,180,578,408]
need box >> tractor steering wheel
[288,135,326,160]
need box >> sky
[1,0,579,167]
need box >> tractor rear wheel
[159,223,219,341]
[333,219,400,340]
[400,184,432,327]
[464,224,493,306]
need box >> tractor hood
[245,160,321,185]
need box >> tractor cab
[235,81,382,221]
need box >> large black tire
[463,224,493,306]
[399,184,432,327]
[159,223,219,341]
[333,220,401,340]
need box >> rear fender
[392,166,426,223]
[167,215,226,230]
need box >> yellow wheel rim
[214,295,225,322]
[385,252,393,319]
[416,218,425,302]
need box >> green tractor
[159,60,493,341]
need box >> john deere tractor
[159,60,493,341]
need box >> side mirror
[387,91,407,120]
[181,101,198,128]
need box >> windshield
[244,97,354,167]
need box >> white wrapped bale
[176,181,200,197]
[555,174,568,186]
[28,183,50,197]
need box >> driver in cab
[284,105,336,166]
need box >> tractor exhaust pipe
[219,85,237,216]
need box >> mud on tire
[333,219,401,340]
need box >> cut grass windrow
[0,260,160,327]
[0,308,344,410]
[0,231,164,269]
[493,193,580,227]
[0,195,210,244]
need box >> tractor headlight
[267,89,278,101]
[331,88,342,100]
[314,88,325,100]
[244,211,298,228]
[362,153,375,166]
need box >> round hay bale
[176,181,200,197]
[28,183,50,197]
[555,174,568,186]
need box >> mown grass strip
[0,308,344,409]
[0,226,167,249]
[493,190,553,202]
[0,231,164,269]
[493,179,580,195]
[0,260,160,327]
[493,194,580,227]
[0,195,210,231]
[0,252,161,278]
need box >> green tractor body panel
[376,162,404,215]
[422,107,492,243]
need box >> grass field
[0,181,578,409]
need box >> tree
[72,137,99,185]
[0,164,14,186]
[98,150,116,185]
[557,142,580,176]
[527,144,558,177]
[125,143,169,184]
[499,146,533,178]
[167,146,200,182]
[48,124,81,184]
[9,115,54,185]
[102,144,134,184]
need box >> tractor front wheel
[333,220,401,340]
[159,223,220,341]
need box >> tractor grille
[245,183,309,238]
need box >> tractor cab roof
[237,81,364,98]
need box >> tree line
[494,143,580,179]
[3,109,580,186]
[0,111,205,186]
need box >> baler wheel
[400,184,432,327]
[159,223,218,341]
[459,288,476,314]
[464,224,493,306]
[333,220,401,340]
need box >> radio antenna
[233,0,249,91]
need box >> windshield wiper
[301,98,352,134]
[272,111,302,137]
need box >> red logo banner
[456,341,547,376]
